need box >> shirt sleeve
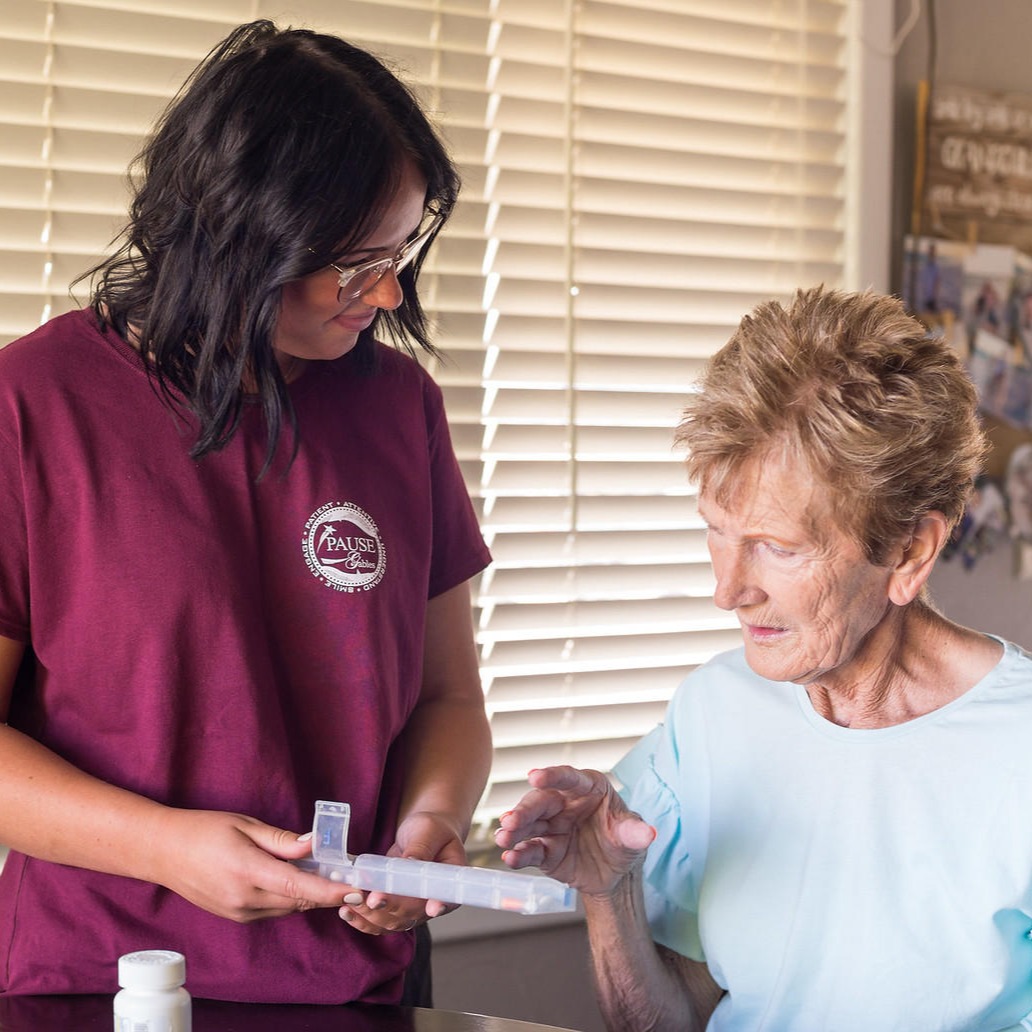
[613,689,709,961]
[421,371,491,599]
[0,373,29,641]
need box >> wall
[432,910,603,1032]
[893,0,1032,652]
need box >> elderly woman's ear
[887,512,951,607]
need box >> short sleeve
[0,366,30,642]
[420,371,491,599]
[614,714,707,960]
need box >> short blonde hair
[676,286,988,565]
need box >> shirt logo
[302,502,386,592]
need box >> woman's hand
[0,704,353,925]
[332,580,491,937]
[336,809,467,935]
[152,809,353,923]
[493,765,656,898]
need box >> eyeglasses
[328,210,444,303]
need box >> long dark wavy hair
[81,20,459,472]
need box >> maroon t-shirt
[0,311,490,1001]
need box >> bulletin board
[906,82,1032,577]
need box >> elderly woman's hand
[494,765,656,898]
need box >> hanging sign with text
[922,83,1032,251]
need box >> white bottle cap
[118,950,186,991]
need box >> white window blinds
[0,0,889,837]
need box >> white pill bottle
[114,949,192,1032]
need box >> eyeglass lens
[336,215,440,302]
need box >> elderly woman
[496,287,1032,1032]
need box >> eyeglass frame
[325,209,445,303]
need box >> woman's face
[274,162,429,372]
[699,449,897,687]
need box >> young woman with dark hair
[92,19,460,470]
[0,20,490,1006]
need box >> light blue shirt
[616,640,1032,1032]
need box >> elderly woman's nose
[712,549,751,610]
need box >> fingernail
[343,892,364,906]
[339,908,355,922]
[297,832,313,842]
